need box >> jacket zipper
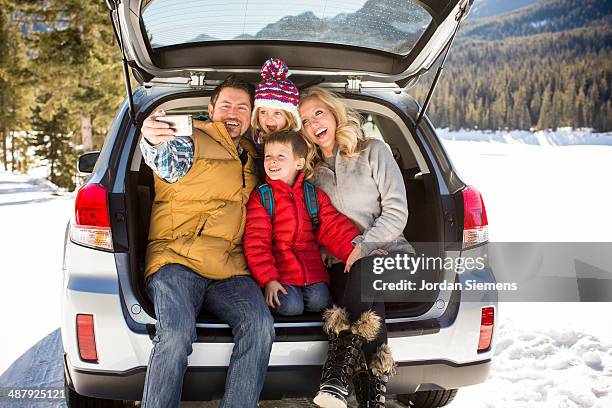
[288,192,307,285]
[238,147,247,188]
[322,165,346,214]
[197,220,207,237]
[332,169,346,215]
[289,192,297,244]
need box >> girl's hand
[344,244,365,273]
[264,280,287,308]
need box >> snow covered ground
[438,128,612,242]
[0,168,72,377]
[0,129,611,407]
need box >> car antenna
[415,2,468,129]
[109,7,136,126]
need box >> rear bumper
[65,355,491,401]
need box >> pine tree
[17,0,124,150]
[600,101,612,131]
[585,82,599,129]
[10,131,30,173]
[30,99,76,189]
[574,88,586,128]
[0,8,7,169]
[537,85,553,130]
[0,2,32,171]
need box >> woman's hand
[344,244,365,273]
[264,280,288,308]
[141,109,176,146]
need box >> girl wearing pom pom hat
[251,58,302,152]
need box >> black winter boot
[314,307,381,408]
[353,344,396,408]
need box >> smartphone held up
[156,114,193,137]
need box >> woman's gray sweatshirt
[312,138,415,256]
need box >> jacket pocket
[196,217,208,237]
[186,214,211,258]
[168,213,209,259]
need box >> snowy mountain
[468,0,539,20]
[188,0,430,51]
[461,0,612,41]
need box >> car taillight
[478,306,494,352]
[70,183,113,250]
[76,314,98,363]
[462,186,488,249]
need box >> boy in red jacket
[244,131,361,315]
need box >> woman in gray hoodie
[300,87,414,408]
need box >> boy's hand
[141,109,176,145]
[344,244,365,273]
[321,251,334,268]
[265,280,287,308]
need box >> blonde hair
[251,108,296,136]
[298,87,367,171]
[301,134,317,179]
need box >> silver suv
[62,0,496,407]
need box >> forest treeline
[412,25,612,131]
[0,1,123,189]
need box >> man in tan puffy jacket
[138,75,274,408]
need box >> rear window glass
[142,0,432,55]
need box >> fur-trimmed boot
[313,307,381,408]
[353,344,396,408]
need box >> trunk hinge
[109,5,136,126]
[415,0,470,128]
[189,72,206,89]
[345,77,362,93]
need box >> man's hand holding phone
[141,110,193,146]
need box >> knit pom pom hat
[252,58,301,131]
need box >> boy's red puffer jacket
[244,173,361,287]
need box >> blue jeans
[275,282,331,316]
[141,263,275,408]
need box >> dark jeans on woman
[328,262,387,362]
